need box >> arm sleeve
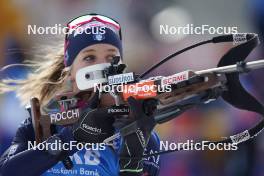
[0,118,66,176]
[142,131,161,176]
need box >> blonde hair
[0,44,70,106]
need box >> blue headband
[64,27,122,67]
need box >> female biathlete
[0,14,161,176]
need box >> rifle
[32,33,264,164]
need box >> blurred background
[0,0,264,175]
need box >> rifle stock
[30,97,42,144]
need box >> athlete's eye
[83,55,96,63]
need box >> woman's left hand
[72,90,116,143]
[72,107,116,144]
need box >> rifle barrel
[195,59,264,75]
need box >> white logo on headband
[93,34,105,41]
